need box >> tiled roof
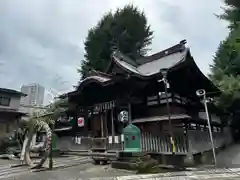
[112,47,188,76]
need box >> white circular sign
[77,117,84,127]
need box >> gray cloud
[0,0,229,104]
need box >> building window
[0,97,10,106]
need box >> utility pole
[196,89,217,166]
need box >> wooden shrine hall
[63,40,232,158]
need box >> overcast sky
[0,0,229,104]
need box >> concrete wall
[0,117,18,143]
[0,92,22,142]
[0,93,21,110]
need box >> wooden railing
[140,128,231,155]
[106,135,124,151]
[187,130,228,154]
[57,128,231,155]
[70,135,124,151]
[140,131,188,154]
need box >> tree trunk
[24,122,52,169]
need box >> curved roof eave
[184,52,221,95]
[76,75,112,91]
[111,48,189,79]
[112,48,221,95]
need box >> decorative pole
[160,68,175,154]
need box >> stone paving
[2,163,240,180]
[216,143,240,168]
[0,156,90,179]
[0,143,240,179]
[1,163,134,180]
[79,168,240,180]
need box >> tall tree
[210,3,240,139]
[79,5,153,79]
[219,0,240,29]
[224,0,240,8]
[210,26,240,104]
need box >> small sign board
[77,117,84,127]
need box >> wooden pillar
[184,122,189,153]
[111,108,115,143]
[84,107,88,136]
[104,111,108,137]
[100,112,104,137]
[157,83,161,105]
[128,98,132,124]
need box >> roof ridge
[136,40,187,65]
[112,51,138,67]
[0,88,26,96]
[89,69,113,77]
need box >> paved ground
[77,168,240,180]
[1,163,134,180]
[0,143,240,179]
[0,156,91,179]
[3,165,240,180]
[216,143,240,168]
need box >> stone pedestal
[184,155,194,166]
[201,151,214,165]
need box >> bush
[131,155,158,174]
[0,136,19,154]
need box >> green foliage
[224,0,240,8]
[131,155,158,174]
[26,98,68,131]
[210,27,240,112]
[210,2,240,137]
[79,4,153,79]
[27,113,54,132]
[219,0,240,29]
[46,98,68,120]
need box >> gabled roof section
[59,70,117,99]
[76,69,113,91]
[137,40,187,65]
[0,88,27,97]
[89,69,113,78]
[110,40,188,77]
[106,51,139,74]
[109,40,220,95]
